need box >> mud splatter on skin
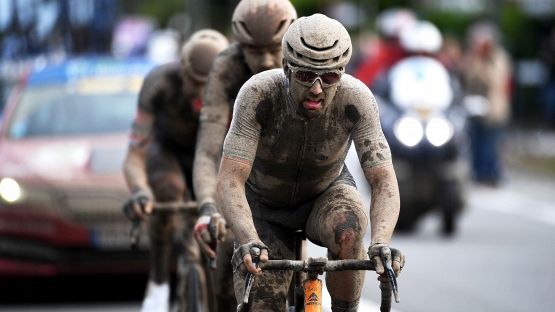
[361,151,374,165]
[345,104,360,123]
[332,210,362,246]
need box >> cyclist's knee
[325,208,367,259]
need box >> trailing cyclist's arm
[122,108,155,218]
[122,68,163,218]
[193,45,250,210]
[192,47,249,256]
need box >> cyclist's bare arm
[364,165,400,271]
[217,156,269,275]
[124,65,167,197]
[216,77,269,274]
[123,132,150,194]
[349,80,400,273]
[193,45,247,208]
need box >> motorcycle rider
[217,14,403,311]
[354,7,416,88]
[122,29,228,312]
[192,0,297,308]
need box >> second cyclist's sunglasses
[288,64,342,87]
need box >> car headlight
[0,177,22,203]
[425,117,454,147]
[394,116,424,147]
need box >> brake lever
[129,219,142,250]
[208,221,219,269]
[237,247,261,312]
[381,247,400,303]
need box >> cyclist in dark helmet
[122,29,228,312]
[192,0,297,308]
[217,14,404,311]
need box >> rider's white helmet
[399,20,443,54]
[376,8,417,40]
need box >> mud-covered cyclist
[121,29,228,312]
[217,14,404,311]
[192,0,297,309]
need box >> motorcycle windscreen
[388,56,453,113]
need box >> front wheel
[440,182,463,236]
[177,260,209,312]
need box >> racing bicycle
[127,200,213,312]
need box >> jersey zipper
[290,120,308,205]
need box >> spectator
[461,21,512,186]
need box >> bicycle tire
[185,265,203,312]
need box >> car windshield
[7,76,141,139]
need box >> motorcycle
[372,55,469,235]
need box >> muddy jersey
[199,43,253,127]
[134,62,199,153]
[222,69,392,207]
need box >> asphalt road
[2,155,554,312]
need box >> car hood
[0,133,128,189]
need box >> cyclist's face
[242,43,283,74]
[286,64,341,119]
[181,69,205,100]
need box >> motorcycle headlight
[0,177,22,203]
[394,116,424,147]
[425,117,454,147]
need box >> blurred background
[0,0,554,312]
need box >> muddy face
[287,71,339,119]
[242,43,283,74]
[181,71,205,101]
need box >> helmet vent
[233,21,253,40]
[301,37,338,51]
[275,19,287,35]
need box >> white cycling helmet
[376,8,416,39]
[399,20,443,54]
[232,0,297,46]
[180,29,229,82]
[282,13,352,70]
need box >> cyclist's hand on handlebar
[123,189,154,221]
[193,203,227,258]
[232,241,269,276]
[368,243,405,277]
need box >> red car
[0,57,155,276]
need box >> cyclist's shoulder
[238,69,286,100]
[213,43,248,70]
[143,61,180,86]
[337,74,375,104]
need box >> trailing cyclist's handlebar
[129,200,198,249]
[151,200,198,211]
